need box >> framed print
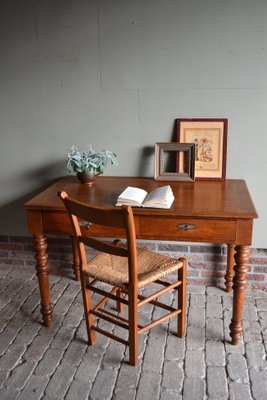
[176,118,227,181]
[154,142,195,181]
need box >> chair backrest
[58,191,138,285]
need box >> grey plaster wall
[0,0,266,247]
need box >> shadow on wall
[0,160,65,236]
[22,160,66,184]
[138,146,155,176]
[137,120,180,176]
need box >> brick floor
[0,264,266,400]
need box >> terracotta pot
[76,172,99,185]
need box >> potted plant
[66,145,119,185]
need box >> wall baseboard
[0,236,266,289]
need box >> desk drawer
[140,217,236,243]
[42,211,140,238]
[42,212,125,237]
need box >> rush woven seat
[85,244,183,290]
[59,191,187,366]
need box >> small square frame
[154,142,195,181]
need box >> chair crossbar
[98,307,144,329]
[88,285,129,306]
[120,288,177,312]
[138,309,182,334]
[92,326,129,347]
[137,294,176,312]
[154,279,181,288]
[137,280,182,308]
[90,309,129,330]
[98,307,129,323]
[93,287,118,311]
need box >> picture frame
[154,142,195,181]
[176,118,228,181]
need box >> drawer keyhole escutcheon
[177,223,197,231]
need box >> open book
[116,185,174,209]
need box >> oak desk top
[24,176,257,219]
[24,176,258,245]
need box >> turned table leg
[71,237,80,281]
[225,244,235,293]
[34,234,53,327]
[229,245,250,345]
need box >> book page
[142,186,174,208]
[143,186,172,206]
[116,186,148,207]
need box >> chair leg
[70,236,80,281]
[81,274,96,345]
[177,258,187,338]
[116,288,124,313]
[128,285,138,366]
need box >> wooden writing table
[24,176,258,345]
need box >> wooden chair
[59,191,187,366]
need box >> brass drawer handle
[177,223,197,231]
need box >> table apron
[27,211,253,245]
